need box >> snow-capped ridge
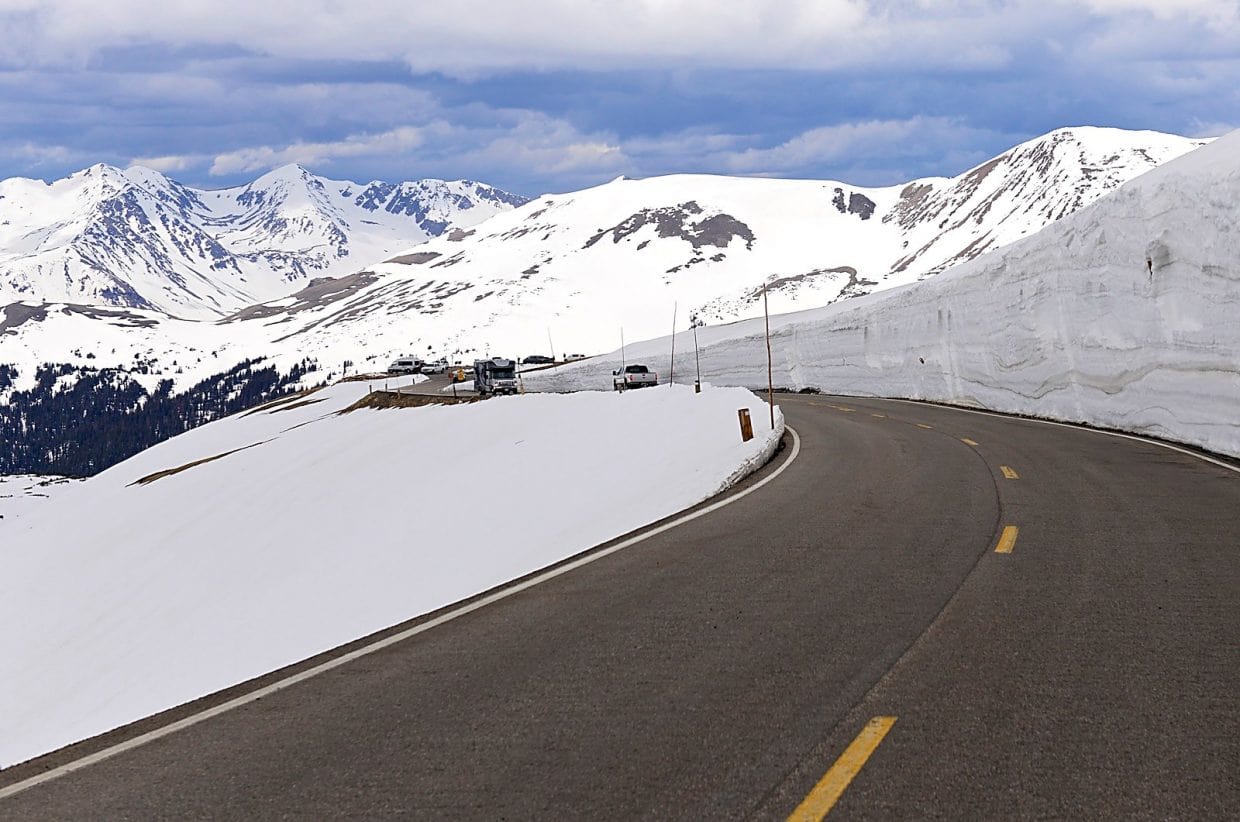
[0,165,529,318]
[0,125,1211,408]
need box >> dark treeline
[0,358,319,476]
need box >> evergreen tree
[0,358,321,476]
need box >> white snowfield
[0,475,81,524]
[527,130,1240,458]
[0,383,782,769]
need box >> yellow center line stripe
[871,413,886,419]
[789,716,897,821]
[916,423,933,429]
[1000,465,1019,480]
[961,438,978,446]
[994,525,1019,553]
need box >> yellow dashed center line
[916,423,933,429]
[788,716,898,821]
[1000,465,1019,480]
[960,438,978,446]
[994,525,1019,553]
[871,413,886,419]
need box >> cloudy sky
[1,0,1236,195]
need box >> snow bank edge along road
[0,383,783,769]
[525,131,1240,459]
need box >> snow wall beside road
[526,130,1240,458]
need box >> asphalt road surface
[3,396,1237,819]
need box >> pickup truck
[613,364,658,391]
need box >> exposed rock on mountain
[0,164,527,318]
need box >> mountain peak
[71,162,129,182]
[250,163,317,188]
[0,161,529,319]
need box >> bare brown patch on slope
[338,391,477,413]
[129,441,270,487]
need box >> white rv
[387,357,424,374]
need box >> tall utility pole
[546,327,556,362]
[763,282,774,429]
[668,302,677,387]
[620,327,626,372]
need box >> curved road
[2,396,1237,818]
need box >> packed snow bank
[0,475,82,527]
[527,132,1240,458]
[0,382,781,768]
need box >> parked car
[387,357,424,374]
[420,359,449,374]
[521,355,555,365]
[613,364,658,391]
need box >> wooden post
[763,282,774,429]
[668,302,677,387]
[737,408,754,442]
[693,319,701,393]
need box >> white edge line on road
[884,398,1240,476]
[0,426,803,801]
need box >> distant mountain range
[203,126,1208,362]
[0,125,1211,474]
[0,164,527,318]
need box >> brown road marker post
[738,408,754,442]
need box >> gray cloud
[0,1,1236,193]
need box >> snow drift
[526,131,1240,458]
[0,383,781,769]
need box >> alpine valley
[0,127,1207,474]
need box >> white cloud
[6,141,76,165]
[128,154,201,173]
[721,117,997,176]
[209,126,425,176]
[1083,0,1239,28]
[199,112,626,190]
[455,113,628,177]
[1187,119,1239,138]
[7,0,1229,74]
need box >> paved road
[386,372,470,397]
[3,396,1237,818]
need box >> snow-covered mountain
[0,164,527,318]
[526,129,1240,458]
[0,127,1207,400]
[202,126,1208,358]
